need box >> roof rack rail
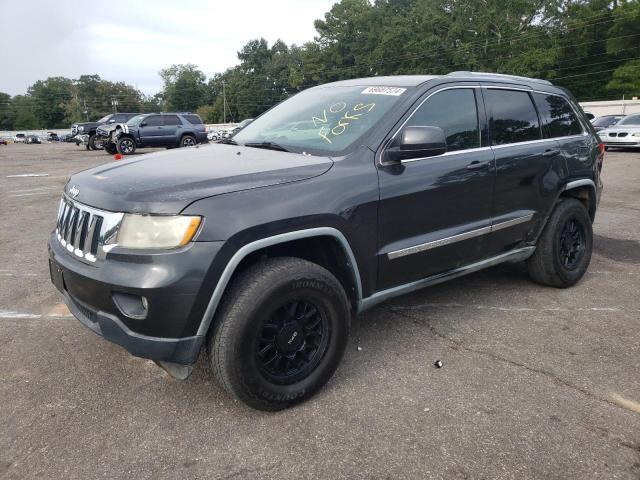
[446,71,552,86]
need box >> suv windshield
[126,115,147,126]
[592,116,622,127]
[617,114,640,126]
[233,85,409,155]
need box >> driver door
[138,115,164,146]
[376,86,495,290]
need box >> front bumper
[48,233,224,364]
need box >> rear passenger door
[484,87,565,256]
[138,115,164,146]
[162,114,183,145]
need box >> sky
[0,0,336,96]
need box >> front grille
[55,197,122,263]
[609,132,617,137]
[618,132,628,137]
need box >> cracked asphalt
[1,142,639,479]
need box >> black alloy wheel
[558,217,586,270]
[256,298,330,385]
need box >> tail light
[597,142,605,171]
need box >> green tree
[12,95,38,129]
[0,92,15,130]
[159,64,207,111]
[28,77,74,128]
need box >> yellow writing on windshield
[312,102,377,144]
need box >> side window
[533,93,583,138]
[144,115,162,127]
[406,89,480,152]
[163,115,182,126]
[487,89,541,145]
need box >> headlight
[632,132,640,137]
[116,214,202,249]
[78,126,84,132]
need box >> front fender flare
[195,227,363,337]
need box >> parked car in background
[26,135,42,144]
[591,115,625,132]
[0,138,8,145]
[13,133,26,143]
[599,113,640,149]
[46,132,60,142]
[49,72,603,410]
[71,113,140,150]
[97,112,208,155]
[230,118,253,136]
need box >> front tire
[209,257,350,411]
[527,198,593,288]
[116,136,136,155]
[104,143,117,155]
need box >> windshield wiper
[244,141,289,152]
[219,138,238,145]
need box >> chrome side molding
[359,246,535,312]
[387,213,534,260]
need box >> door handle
[466,160,491,170]
[542,149,560,157]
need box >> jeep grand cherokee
[49,72,603,410]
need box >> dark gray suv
[97,113,208,155]
[50,72,603,410]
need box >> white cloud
[0,0,335,95]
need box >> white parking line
[0,310,41,319]
[6,173,49,178]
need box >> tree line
[1,0,639,130]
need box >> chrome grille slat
[54,196,122,263]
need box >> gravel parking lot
[1,142,639,479]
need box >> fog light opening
[112,292,148,320]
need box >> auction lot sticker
[361,86,406,96]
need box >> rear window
[487,89,542,145]
[183,114,203,125]
[533,93,583,138]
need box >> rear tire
[527,198,592,288]
[180,135,196,148]
[88,134,103,151]
[209,257,350,411]
[116,136,136,155]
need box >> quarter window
[487,89,542,145]
[533,93,583,137]
[406,89,480,152]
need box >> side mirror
[140,122,147,127]
[386,126,447,162]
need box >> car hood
[66,144,333,214]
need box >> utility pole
[111,97,119,114]
[222,81,227,124]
